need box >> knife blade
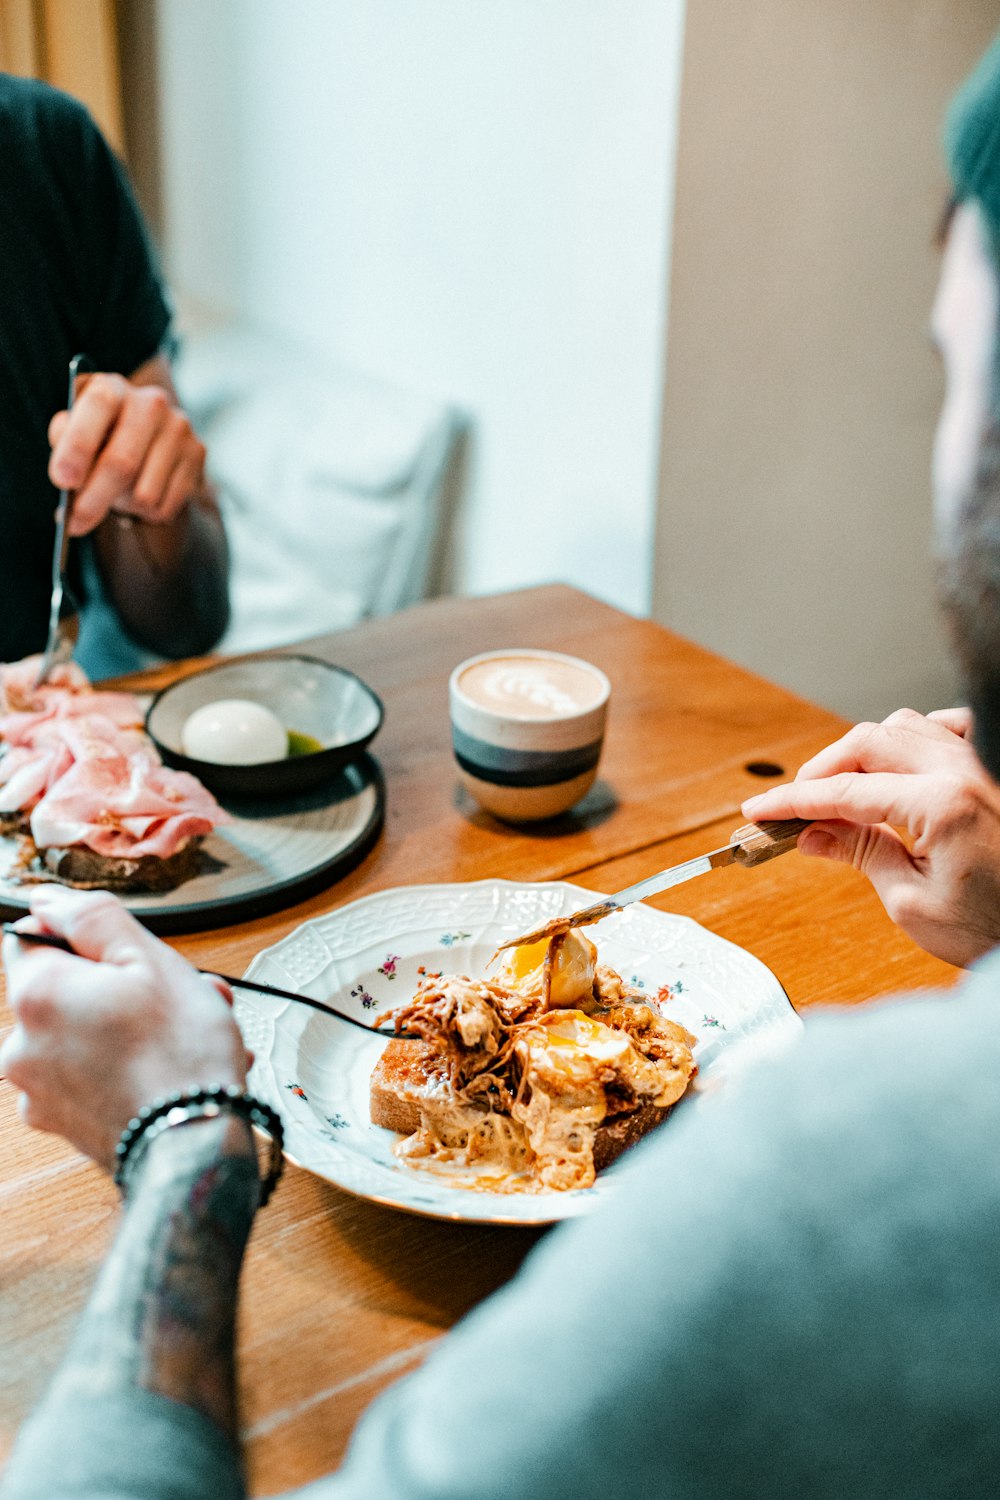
[497,818,810,950]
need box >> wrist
[144,1101,251,1148]
[138,1112,257,1193]
[123,1116,261,1254]
[115,1085,283,1206]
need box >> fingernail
[742,794,764,814]
[52,462,81,488]
[799,828,838,858]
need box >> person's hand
[741,707,1000,968]
[47,369,206,536]
[926,706,974,738]
[1,888,247,1171]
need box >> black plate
[0,754,385,935]
[145,653,384,798]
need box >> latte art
[458,657,606,719]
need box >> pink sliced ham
[31,752,230,858]
[1,654,229,861]
[0,657,89,715]
[0,688,144,748]
[0,714,154,813]
[46,712,158,768]
[0,739,75,812]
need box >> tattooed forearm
[48,1116,259,1438]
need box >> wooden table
[0,585,960,1493]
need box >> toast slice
[34,837,205,893]
[370,1039,441,1137]
[371,1037,677,1177]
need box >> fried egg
[493,929,597,1008]
[540,1009,632,1063]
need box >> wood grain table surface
[0,585,960,1494]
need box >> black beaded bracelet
[113,1084,284,1206]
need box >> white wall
[154,0,685,616]
[654,0,1000,721]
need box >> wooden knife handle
[730,818,811,867]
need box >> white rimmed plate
[237,879,803,1226]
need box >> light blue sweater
[7,953,1000,1499]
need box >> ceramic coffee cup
[449,649,611,821]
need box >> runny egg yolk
[542,1011,630,1061]
[495,930,597,1008]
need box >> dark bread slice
[38,837,204,893]
[591,1099,675,1172]
[370,1038,676,1175]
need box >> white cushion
[175,324,460,652]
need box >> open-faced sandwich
[371,930,697,1193]
[0,655,229,893]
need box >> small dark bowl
[146,653,383,799]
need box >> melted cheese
[384,962,697,1195]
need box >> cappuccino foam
[458,655,606,720]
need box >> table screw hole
[744,760,785,778]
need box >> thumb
[206,974,236,1007]
[798,819,920,903]
[798,821,858,862]
[926,706,973,739]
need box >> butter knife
[36,353,93,686]
[497,818,811,950]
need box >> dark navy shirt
[0,74,170,661]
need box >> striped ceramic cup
[449,649,611,822]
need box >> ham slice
[0,657,89,715]
[0,714,154,812]
[0,739,75,812]
[0,688,144,748]
[31,750,229,859]
[1,655,229,862]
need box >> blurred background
[1,0,998,717]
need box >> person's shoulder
[747,965,1000,1134]
[0,72,91,125]
[0,73,101,158]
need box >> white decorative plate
[237,879,803,1225]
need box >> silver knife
[36,353,93,686]
[497,818,810,950]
